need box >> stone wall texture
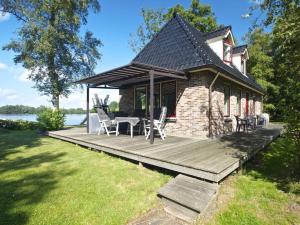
[118,71,263,138]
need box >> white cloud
[0,12,10,22]
[0,88,19,100]
[0,62,7,70]
[18,69,31,83]
[248,0,263,4]
[241,13,251,19]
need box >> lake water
[0,114,86,126]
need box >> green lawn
[0,129,170,225]
[203,137,300,225]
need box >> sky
[0,0,260,109]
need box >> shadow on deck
[47,123,283,183]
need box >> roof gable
[132,15,207,71]
[233,45,247,54]
[132,13,263,92]
[203,26,232,40]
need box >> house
[77,13,264,139]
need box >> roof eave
[186,64,265,95]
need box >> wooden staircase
[158,174,218,222]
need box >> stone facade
[118,71,263,138]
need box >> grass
[202,137,300,225]
[0,128,170,225]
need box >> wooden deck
[47,123,283,183]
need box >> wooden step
[158,174,218,222]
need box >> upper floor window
[223,41,232,62]
[241,54,246,74]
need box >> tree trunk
[51,93,60,110]
[49,8,60,110]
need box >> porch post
[86,84,90,134]
[149,70,154,144]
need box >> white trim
[205,30,235,46]
[189,68,264,95]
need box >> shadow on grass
[0,128,42,159]
[215,126,299,194]
[0,128,77,225]
[244,137,300,194]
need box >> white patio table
[115,117,144,138]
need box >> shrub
[0,119,39,130]
[37,108,65,131]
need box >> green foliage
[129,0,218,53]
[206,137,300,225]
[0,119,39,130]
[37,108,65,131]
[109,101,119,112]
[0,105,86,114]
[244,29,280,116]
[0,0,102,109]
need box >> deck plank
[47,124,283,182]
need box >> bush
[37,108,65,131]
[0,119,40,130]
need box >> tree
[0,0,102,109]
[109,101,119,112]
[271,3,300,141]
[129,0,218,53]
[244,28,279,116]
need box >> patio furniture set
[234,115,266,133]
[96,107,167,140]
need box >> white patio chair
[96,108,119,136]
[145,107,167,140]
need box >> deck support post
[149,70,154,144]
[208,72,220,137]
[86,84,90,134]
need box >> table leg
[131,124,133,138]
[116,122,119,136]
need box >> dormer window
[223,38,232,63]
[241,54,246,74]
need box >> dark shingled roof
[132,13,263,92]
[203,25,232,40]
[233,45,247,54]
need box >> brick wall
[118,71,263,138]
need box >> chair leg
[103,123,110,136]
[161,129,166,138]
[146,129,150,140]
[157,126,165,140]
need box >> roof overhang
[233,48,249,59]
[187,65,265,95]
[76,62,187,88]
[205,29,235,46]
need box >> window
[241,55,246,74]
[135,87,146,110]
[245,92,249,116]
[236,90,242,115]
[161,81,176,117]
[147,84,160,110]
[224,85,231,116]
[223,40,232,62]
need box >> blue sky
[0,0,259,108]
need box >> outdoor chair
[247,116,257,130]
[96,108,119,136]
[145,106,167,140]
[235,115,248,133]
